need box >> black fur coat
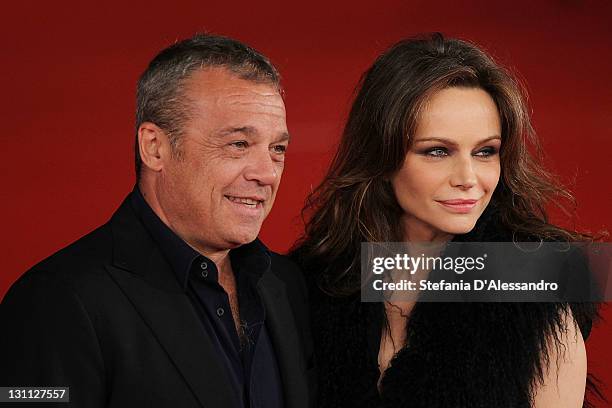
[301,206,599,408]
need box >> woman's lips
[436,199,479,214]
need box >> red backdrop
[2,0,611,404]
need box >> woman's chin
[436,219,478,236]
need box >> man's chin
[224,227,262,247]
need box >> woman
[291,33,600,407]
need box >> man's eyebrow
[274,132,291,143]
[413,135,502,146]
[217,126,291,143]
[217,126,257,136]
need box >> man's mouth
[225,195,264,208]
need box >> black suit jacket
[1,196,315,407]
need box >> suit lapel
[258,271,309,408]
[107,197,239,408]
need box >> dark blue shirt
[130,188,284,408]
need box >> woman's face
[391,87,502,241]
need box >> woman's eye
[231,141,248,149]
[424,147,448,157]
[474,147,498,157]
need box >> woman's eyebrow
[413,135,501,145]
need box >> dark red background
[2,0,611,403]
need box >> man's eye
[424,147,448,157]
[230,141,248,149]
[272,145,287,154]
[474,147,498,157]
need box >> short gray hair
[134,33,281,180]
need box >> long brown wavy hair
[291,33,593,297]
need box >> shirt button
[200,261,208,270]
[216,307,225,317]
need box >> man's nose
[243,148,278,186]
[449,155,477,189]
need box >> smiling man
[1,34,314,408]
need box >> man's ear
[138,122,171,172]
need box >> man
[1,34,314,408]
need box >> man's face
[156,68,288,252]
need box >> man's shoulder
[268,251,304,279]
[267,251,308,297]
[9,222,116,300]
[34,222,112,270]
[15,195,141,289]
[269,251,301,272]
